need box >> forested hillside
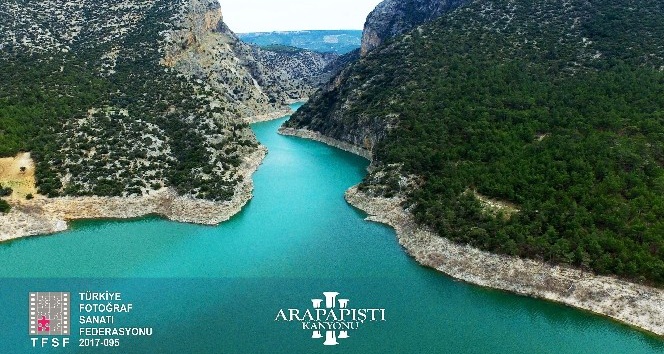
[286,0,664,285]
[0,0,261,201]
[0,0,334,204]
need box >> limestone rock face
[163,0,338,118]
[360,0,467,56]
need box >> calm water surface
[0,105,662,353]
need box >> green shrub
[0,199,10,213]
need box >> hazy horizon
[234,29,364,34]
[220,0,383,33]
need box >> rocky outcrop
[285,0,468,151]
[360,0,468,56]
[244,107,295,124]
[248,47,339,102]
[163,0,337,118]
[281,55,395,155]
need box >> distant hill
[238,30,363,54]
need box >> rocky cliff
[163,0,338,118]
[360,0,467,56]
[0,0,337,202]
[284,0,468,153]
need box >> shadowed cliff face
[282,0,469,153]
[361,0,468,56]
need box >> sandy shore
[285,126,664,337]
[0,148,266,242]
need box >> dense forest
[0,0,258,203]
[288,0,664,285]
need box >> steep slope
[2,0,250,201]
[282,0,470,153]
[0,0,335,200]
[163,1,338,119]
[285,0,664,286]
[248,46,339,105]
[361,0,468,55]
[0,0,331,238]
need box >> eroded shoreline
[346,186,664,336]
[0,148,266,242]
[0,101,309,242]
[278,127,372,159]
[286,127,664,337]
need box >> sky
[219,0,384,33]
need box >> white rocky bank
[278,127,372,160]
[0,148,265,242]
[345,186,664,336]
[280,124,664,337]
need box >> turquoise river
[0,105,662,353]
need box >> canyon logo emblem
[275,292,386,346]
[29,292,70,335]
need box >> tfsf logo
[275,291,386,346]
[29,292,70,336]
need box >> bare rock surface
[361,0,468,55]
